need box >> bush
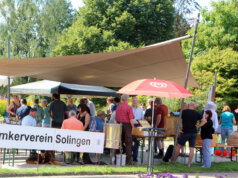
[0,100,7,116]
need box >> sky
[71,0,84,9]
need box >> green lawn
[1,162,238,176]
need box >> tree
[182,0,238,112]
[0,0,75,91]
[0,0,75,59]
[191,47,238,110]
[54,0,175,55]
[173,0,200,37]
[182,0,238,58]
[173,13,191,37]
[174,0,201,15]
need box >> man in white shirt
[88,100,96,117]
[21,108,37,156]
[147,98,153,109]
[131,97,144,162]
[82,97,96,117]
[22,108,37,127]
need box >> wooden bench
[215,144,238,162]
[195,144,238,163]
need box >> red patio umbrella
[117,78,193,173]
[118,78,193,98]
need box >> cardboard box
[132,127,149,136]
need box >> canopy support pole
[7,40,11,106]
[208,72,217,102]
[171,13,200,163]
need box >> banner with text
[0,124,105,153]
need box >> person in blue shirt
[95,110,106,132]
[31,99,44,127]
[41,100,51,127]
[22,108,37,127]
[16,99,31,125]
[112,97,120,112]
[67,98,78,113]
[220,105,236,156]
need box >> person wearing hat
[95,110,106,132]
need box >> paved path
[0,141,232,170]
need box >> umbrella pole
[147,96,155,174]
[171,13,200,163]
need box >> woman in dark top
[7,95,21,117]
[77,104,90,131]
[77,104,93,164]
[197,110,214,168]
[79,99,91,115]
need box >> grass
[1,162,238,176]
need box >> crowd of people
[173,102,236,168]
[5,94,237,167]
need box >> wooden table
[132,135,167,164]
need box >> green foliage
[182,0,238,58]
[0,0,76,96]
[130,95,181,113]
[191,47,238,111]
[181,0,238,114]
[0,102,6,116]
[173,13,191,37]
[0,0,75,59]
[54,0,175,55]
[174,0,201,15]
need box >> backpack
[163,145,174,162]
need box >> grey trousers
[202,139,212,168]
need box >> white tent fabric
[0,35,197,87]
[0,75,13,86]
[10,80,117,97]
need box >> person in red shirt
[154,98,168,159]
[115,94,135,165]
[61,110,84,164]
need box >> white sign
[150,82,167,88]
[0,124,105,153]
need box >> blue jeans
[221,128,233,153]
[202,139,212,168]
[132,138,140,160]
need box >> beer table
[132,134,167,164]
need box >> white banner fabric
[0,124,105,153]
